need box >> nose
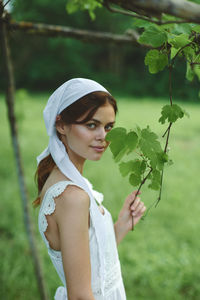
[95,127,106,141]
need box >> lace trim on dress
[38,181,75,249]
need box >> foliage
[66,0,102,20]
[1,0,197,99]
[106,124,167,193]
[66,0,198,202]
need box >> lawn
[0,92,200,300]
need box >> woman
[35,78,146,300]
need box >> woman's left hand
[114,191,146,245]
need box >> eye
[86,123,96,129]
[105,124,114,132]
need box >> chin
[88,154,103,161]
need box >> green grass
[0,92,200,300]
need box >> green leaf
[145,50,168,74]
[148,169,161,190]
[183,47,196,61]
[172,24,193,35]
[66,0,102,19]
[194,65,200,81]
[119,159,147,178]
[106,127,126,142]
[156,152,168,170]
[168,33,190,49]
[192,25,200,33]
[106,127,127,161]
[133,19,151,29]
[139,127,162,168]
[126,131,138,152]
[170,47,180,60]
[140,160,146,173]
[159,104,186,124]
[186,62,195,81]
[129,173,141,187]
[139,25,168,47]
[66,1,79,13]
[119,161,135,177]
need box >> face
[56,103,116,169]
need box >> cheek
[69,126,93,144]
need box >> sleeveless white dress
[38,180,126,300]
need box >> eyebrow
[89,118,115,125]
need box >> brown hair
[33,91,117,206]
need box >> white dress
[38,180,126,300]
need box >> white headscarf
[37,78,111,295]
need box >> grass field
[0,92,200,300]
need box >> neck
[67,148,86,175]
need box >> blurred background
[0,0,200,100]
[1,0,200,299]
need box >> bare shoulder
[55,184,90,215]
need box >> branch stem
[0,13,48,300]
[131,168,152,231]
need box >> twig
[7,19,142,46]
[172,42,194,63]
[162,123,171,138]
[155,168,164,207]
[131,168,152,231]
[3,0,11,8]
[0,12,49,300]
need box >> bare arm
[55,186,95,300]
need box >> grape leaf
[168,33,190,49]
[139,25,168,47]
[133,19,151,29]
[119,161,135,177]
[159,104,186,124]
[148,169,161,190]
[145,50,168,74]
[191,25,200,33]
[170,47,180,59]
[129,173,141,187]
[119,159,147,178]
[156,152,168,170]
[139,127,162,168]
[126,131,138,152]
[194,65,200,80]
[186,62,195,81]
[172,24,193,35]
[66,0,101,19]
[106,127,127,161]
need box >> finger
[124,193,137,208]
[132,202,145,216]
[130,197,140,210]
[128,191,141,206]
[132,205,146,217]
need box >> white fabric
[38,180,126,300]
[36,78,111,294]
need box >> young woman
[35,78,146,300]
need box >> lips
[91,146,105,153]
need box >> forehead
[92,103,116,121]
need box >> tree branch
[131,167,153,231]
[0,2,48,299]
[103,0,194,25]
[108,0,200,24]
[7,18,143,46]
